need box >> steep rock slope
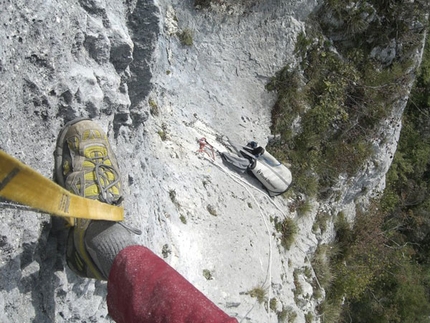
[0,0,404,322]
[0,0,137,321]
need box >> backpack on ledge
[221,141,292,197]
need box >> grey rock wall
[0,0,408,322]
[0,0,144,321]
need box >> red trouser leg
[107,245,238,323]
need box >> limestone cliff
[0,0,424,322]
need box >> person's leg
[54,118,137,280]
[108,245,238,323]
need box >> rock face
[0,0,407,322]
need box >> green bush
[267,1,429,320]
[247,286,267,304]
[311,244,335,291]
[321,199,430,322]
[317,300,342,323]
[274,217,297,250]
[194,0,212,8]
[322,32,430,323]
[178,29,193,46]
[267,32,377,196]
[277,306,297,323]
[266,0,427,198]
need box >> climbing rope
[195,138,282,322]
[190,117,291,322]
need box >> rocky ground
[0,0,404,322]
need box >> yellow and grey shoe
[54,118,124,280]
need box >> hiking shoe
[54,118,136,280]
[54,118,123,206]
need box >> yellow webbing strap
[0,150,124,224]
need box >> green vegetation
[312,212,330,234]
[310,34,430,322]
[276,306,297,323]
[296,198,312,216]
[194,0,212,8]
[169,189,178,205]
[267,0,429,321]
[318,200,430,323]
[292,269,303,304]
[340,31,430,323]
[274,217,297,250]
[158,123,168,141]
[203,269,213,280]
[311,244,334,292]
[161,244,171,258]
[178,28,193,46]
[194,0,261,10]
[148,98,159,116]
[317,300,341,323]
[206,204,217,216]
[305,312,313,323]
[247,285,268,304]
[267,0,427,198]
[269,297,277,311]
[158,130,167,141]
[287,195,313,216]
[179,214,187,224]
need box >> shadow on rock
[0,216,69,322]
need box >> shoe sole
[54,117,90,187]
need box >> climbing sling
[0,150,124,223]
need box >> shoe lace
[90,154,142,236]
[91,156,122,205]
